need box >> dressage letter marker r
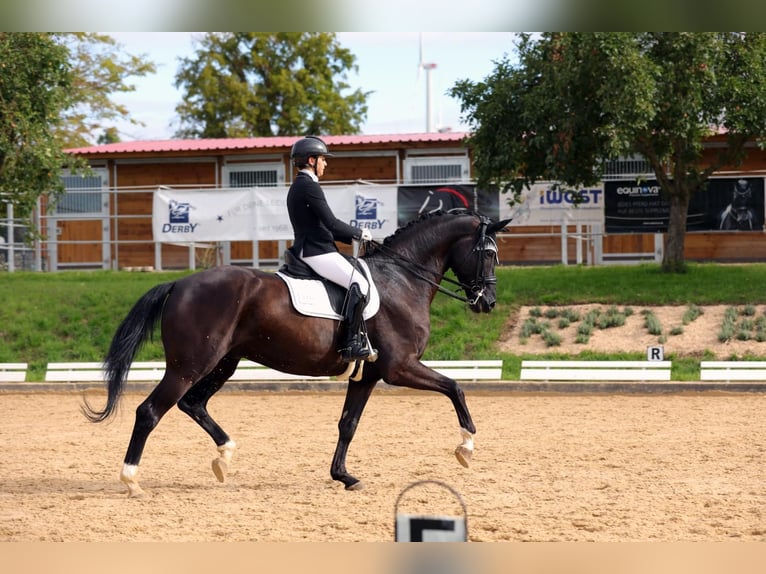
[647,346,664,361]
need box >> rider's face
[313,155,327,178]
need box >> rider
[286,135,373,362]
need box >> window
[225,162,284,188]
[602,155,653,180]
[403,157,470,184]
[58,170,107,216]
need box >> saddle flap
[276,257,380,321]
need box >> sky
[107,32,517,141]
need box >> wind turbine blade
[416,33,423,83]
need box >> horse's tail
[82,281,175,423]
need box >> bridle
[365,216,498,306]
[467,216,499,305]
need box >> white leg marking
[460,427,475,452]
[217,440,237,464]
[454,427,474,468]
[120,463,138,481]
[120,463,146,497]
[212,440,237,483]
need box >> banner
[604,177,765,233]
[396,184,499,227]
[153,187,255,241]
[499,183,604,226]
[153,185,399,242]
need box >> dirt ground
[0,390,763,542]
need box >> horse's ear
[487,218,512,234]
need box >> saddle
[275,247,380,321]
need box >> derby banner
[153,185,399,242]
[153,187,256,241]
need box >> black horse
[83,210,510,496]
[719,179,760,230]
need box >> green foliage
[450,32,766,272]
[0,33,75,221]
[682,304,703,324]
[717,305,766,342]
[0,33,150,226]
[575,321,594,344]
[54,33,156,148]
[542,329,562,347]
[174,33,369,138]
[642,309,663,336]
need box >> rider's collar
[299,168,318,182]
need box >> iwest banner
[498,183,604,226]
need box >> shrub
[542,330,562,347]
[682,304,703,325]
[561,308,581,322]
[643,311,663,336]
[544,307,559,319]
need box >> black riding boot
[339,283,370,362]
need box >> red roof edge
[66,132,471,155]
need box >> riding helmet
[290,136,334,166]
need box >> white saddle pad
[276,259,380,321]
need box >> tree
[173,32,369,138]
[0,33,79,222]
[0,33,152,230]
[55,33,156,148]
[450,33,766,272]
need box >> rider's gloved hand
[360,228,372,241]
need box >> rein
[368,240,473,303]
[364,217,497,305]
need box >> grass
[5,262,766,381]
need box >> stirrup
[340,344,370,362]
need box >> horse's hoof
[455,445,472,468]
[345,480,364,491]
[212,458,228,483]
[125,485,148,499]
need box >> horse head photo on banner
[718,178,763,231]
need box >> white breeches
[301,251,370,295]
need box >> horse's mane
[365,209,480,255]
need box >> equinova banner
[604,177,765,233]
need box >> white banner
[153,185,399,242]
[500,183,604,226]
[153,188,255,241]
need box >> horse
[82,210,511,497]
[719,178,759,230]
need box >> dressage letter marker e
[395,514,467,542]
[647,345,664,361]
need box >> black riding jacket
[286,171,362,257]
